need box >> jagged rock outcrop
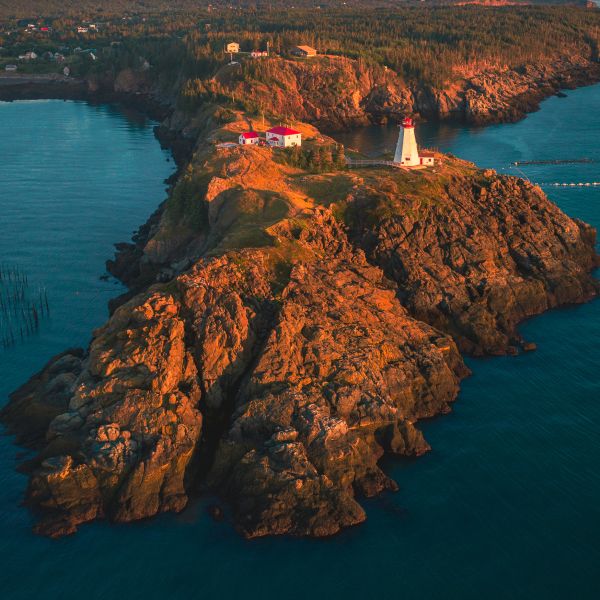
[10,293,203,537]
[2,152,598,538]
[209,56,412,130]
[207,215,466,537]
[346,171,599,354]
[1,209,467,537]
[205,55,600,129]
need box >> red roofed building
[239,131,260,146]
[266,126,302,148]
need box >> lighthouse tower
[394,117,421,166]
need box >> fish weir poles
[0,264,50,349]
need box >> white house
[266,126,302,148]
[226,42,240,53]
[419,151,435,166]
[239,131,260,145]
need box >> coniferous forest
[1,2,599,91]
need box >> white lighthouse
[393,117,435,167]
[394,117,420,166]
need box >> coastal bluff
[2,120,598,538]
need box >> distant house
[5,64,17,72]
[291,45,317,58]
[239,131,260,145]
[226,42,240,53]
[250,50,268,58]
[77,26,89,34]
[19,51,37,60]
[266,126,302,147]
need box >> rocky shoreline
[2,128,598,538]
[200,55,600,130]
[3,55,600,131]
[1,64,600,539]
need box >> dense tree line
[280,144,346,172]
[0,0,590,19]
[1,4,599,91]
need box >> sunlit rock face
[2,146,597,538]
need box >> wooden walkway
[345,158,396,169]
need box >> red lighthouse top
[402,117,414,129]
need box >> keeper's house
[266,126,302,147]
[239,131,260,145]
[291,45,317,58]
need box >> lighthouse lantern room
[393,117,435,167]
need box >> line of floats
[508,158,599,188]
[537,182,600,188]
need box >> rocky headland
[1,107,598,537]
[203,54,600,129]
[3,50,600,131]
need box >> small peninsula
[2,101,598,537]
[1,1,600,539]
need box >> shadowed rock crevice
[175,257,282,491]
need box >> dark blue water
[1,90,600,599]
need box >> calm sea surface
[1,90,600,599]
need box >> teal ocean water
[1,90,599,599]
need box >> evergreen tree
[333,144,346,169]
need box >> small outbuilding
[291,45,317,58]
[266,126,302,147]
[419,151,435,166]
[239,131,260,145]
[5,64,17,72]
[226,42,240,53]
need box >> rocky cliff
[344,168,599,354]
[2,51,599,132]
[2,132,597,538]
[206,54,600,129]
